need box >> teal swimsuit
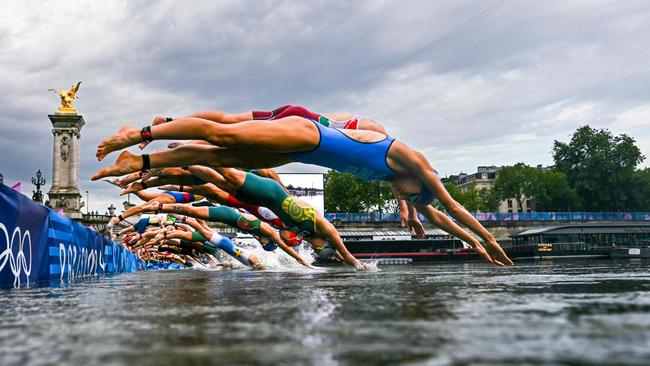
[236,172,317,237]
[207,205,264,237]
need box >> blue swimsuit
[289,121,396,181]
[163,191,201,203]
[133,217,158,234]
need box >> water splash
[360,258,381,272]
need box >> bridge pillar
[47,112,85,219]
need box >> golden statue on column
[48,81,82,114]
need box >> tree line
[324,125,649,213]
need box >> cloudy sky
[1,0,649,213]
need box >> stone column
[47,113,85,219]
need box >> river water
[1,260,650,366]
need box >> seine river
[1,260,649,365]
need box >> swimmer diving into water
[137,200,313,268]
[93,115,512,266]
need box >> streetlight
[86,190,89,214]
[31,169,46,203]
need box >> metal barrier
[325,211,650,222]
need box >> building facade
[447,165,552,213]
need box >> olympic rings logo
[58,241,100,282]
[0,223,32,287]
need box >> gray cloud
[1,0,649,212]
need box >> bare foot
[92,151,143,181]
[120,181,145,196]
[96,125,140,161]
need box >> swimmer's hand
[401,206,425,239]
[400,209,409,228]
[354,261,369,271]
[467,240,511,267]
[485,239,513,266]
[407,215,426,239]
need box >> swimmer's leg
[141,110,249,149]
[182,110,254,124]
[131,189,160,202]
[92,147,293,180]
[207,231,263,269]
[96,116,318,160]
[141,202,210,220]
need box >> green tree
[324,171,397,213]
[442,183,499,212]
[444,182,463,202]
[492,163,538,211]
[530,170,579,211]
[324,171,365,212]
[630,168,650,211]
[364,179,399,213]
[477,187,501,211]
[553,126,645,210]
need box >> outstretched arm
[316,220,365,270]
[417,205,502,265]
[410,157,512,265]
[390,182,425,238]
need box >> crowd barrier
[0,184,144,287]
[325,211,650,222]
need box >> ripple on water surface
[1,260,650,366]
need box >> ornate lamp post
[32,169,46,203]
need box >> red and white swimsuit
[252,105,361,130]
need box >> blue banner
[0,184,143,287]
[325,211,650,222]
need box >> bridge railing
[325,212,650,222]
